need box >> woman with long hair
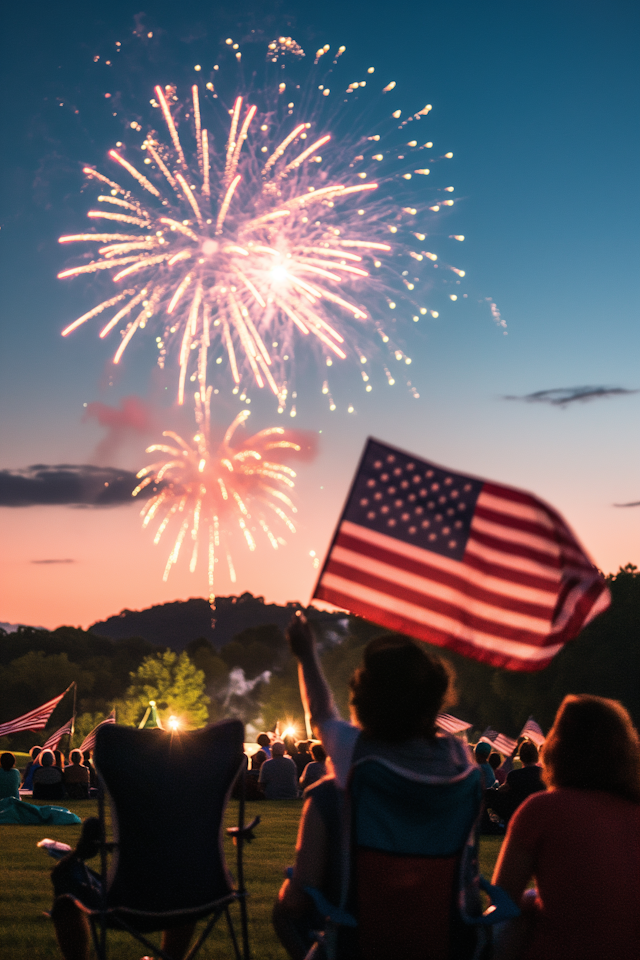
[492,694,640,959]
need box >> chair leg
[225,905,242,960]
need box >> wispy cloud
[613,501,640,508]
[30,558,76,564]
[503,386,638,407]
[0,464,163,507]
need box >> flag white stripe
[320,570,565,661]
[477,490,558,526]
[341,520,561,594]
[464,537,562,582]
[331,542,554,634]
[470,514,562,557]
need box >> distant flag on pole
[0,683,75,738]
[43,718,75,752]
[480,728,518,756]
[79,710,116,754]
[312,438,610,671]
[520,716,545,747]
[436,713,472,735]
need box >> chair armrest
[226,815,261,843]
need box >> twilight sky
[1,0,638,630]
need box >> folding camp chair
[303,756,518,960]
[61,719,258,960]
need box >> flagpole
[69,682,77,753]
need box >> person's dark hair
[296,740,311,754]
[30,745,42,760]
[251,749,267,771]
[519,740,538,765]
[488,752,502,771]
[474,742,491,762]
[70,750,83,765]
[256,733,271,749]
[283,735,297,757]
[349,634,453,741]
[1,752,16,771]
[543,695,640,804]
[40,749,55,767]
[311,743,326,762]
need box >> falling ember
[58,39,467,409]
[133,392,314,603]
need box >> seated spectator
[63,750,90,800]
[22,745,42,790]
[82,752,97,789]
[250,748,267,772]
[474,741,496,787]
[283,735,304,774]
[488,751,507,785]
[33,749,65,801]
[273,619,483,960]
[299,743,327,791]
[487,740,545,825]
[256,732,272,759]
[259,741,299,800]
[295,740,312,776]
[54,750,65,770]
[51,818,194,960]
[0,752,21,801]
[493,695,640,960]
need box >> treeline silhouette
[1,566,637,749]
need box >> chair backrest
[94,719,244,916]
[349,758,482,960]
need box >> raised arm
[286,613,339,732]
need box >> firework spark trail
[58,39,467,412]
[133,395,313,601]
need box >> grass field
[0,798,503,959]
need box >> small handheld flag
[480,728,518,756]
[520,716,546,747]
[436,713,472,734]
[43,718,75,752]
[78,710,116,754]
[313,438,610,671]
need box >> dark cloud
[613,501,640,508]
[0,465,163,507]
[503,386,639,407]
[84,396,156,465]
[31,559,76,564]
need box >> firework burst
[58,39,466,412]
[132,390,313,600]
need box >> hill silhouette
[90,592,347,651]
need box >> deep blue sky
[1,0,638,627]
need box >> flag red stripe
[325,556,553,646]
[335,530,556,620]
[474,504,587,553]
[314,582,557,672]
[468,528,563,569]
[462,550,561,593]
[548,577,608,644]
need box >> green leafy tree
[118,650,210,728]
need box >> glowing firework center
[58,41,465,413]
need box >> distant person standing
[0,753,21,800]
[259,741,299,799]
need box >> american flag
[0,683,75,738]
[78,710,116,754]
[480,728,518,756]
[436,713,472,734]
[43,718,75,751]
[313,439,610,671]
[519,716,545,747]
